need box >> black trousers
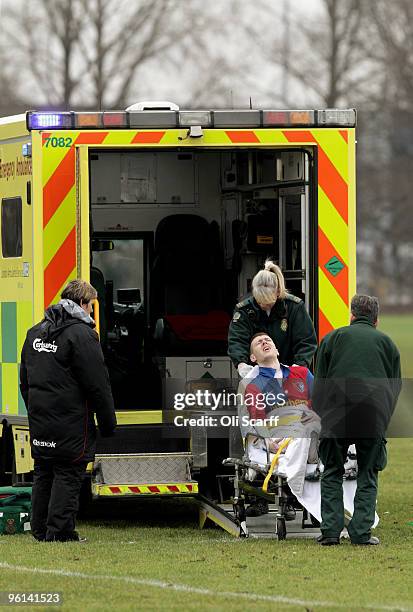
[31,458,87,541]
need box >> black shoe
[46,531,87,543]
[32,533,46,542]
[317,535,340,545]
[284,505,296,521]
[245,500,269,517]
[352,536,379,546]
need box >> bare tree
[2,0,85,107]
[178,0,255,109]
[2,0,241,109]
[368,0,413,109]
[357,0,413,303]
[0,3,25,115]
[241,0,413,305]
[77,0,214,108]
[249,0,377,107]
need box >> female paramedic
[227,259,318,517]
[228,259,317,377]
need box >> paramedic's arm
[314,335,331,378]
[290,302,317,367]
[312,338,330,418]
[228,309,253,369]
[71,328,117,436]
[19,339,29,409]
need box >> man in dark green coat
[313,295,401,546]
[228,294,317,371]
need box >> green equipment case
[0,487,31,535]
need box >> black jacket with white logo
[20,301,117,462]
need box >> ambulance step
[92,481,198,497]
[198,495,244,538]
[93,452,193,485]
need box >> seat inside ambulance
[150,214,230,355]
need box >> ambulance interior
[89,148,314,414]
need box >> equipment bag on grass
[0,487,32,535]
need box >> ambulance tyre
[276,517,287,540]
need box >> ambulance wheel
[276,517,287,540]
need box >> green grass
[380,314,413,377]
[380,315,413,436]
[0,315,411,611]
[1,439,412,611]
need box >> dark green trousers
[319,438,387,544]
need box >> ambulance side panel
[0,120,34,420]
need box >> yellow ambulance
[0,103,356,521]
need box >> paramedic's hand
[237,363,253,378]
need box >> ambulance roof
[0,114,26,126]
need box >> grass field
[380,315,413,377]
[0,316,412,612]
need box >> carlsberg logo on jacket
[33,338,58,353]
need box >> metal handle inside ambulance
[93,298,100,337]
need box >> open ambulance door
[76,146,91,298]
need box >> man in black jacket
[20,279,117,542]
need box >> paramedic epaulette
[285,293,302,304]
[235,298,251,309]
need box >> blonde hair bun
[252,259,286,304]
[264,259,279,274]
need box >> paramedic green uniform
[314,316,401,543]
[228,294,317,368]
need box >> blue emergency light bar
[29,112,73,129]
[26,108,357,130]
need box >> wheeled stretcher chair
[223,395,364,540]
[224,401,322,540]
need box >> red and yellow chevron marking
[42,131,112,307]
[225,130,260,143]
[42,127,355,334]
[43,141,76,308]
[283,128,354,338]
[131,131,165,143]
[41,128,292,158]
[92,482,198,497]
